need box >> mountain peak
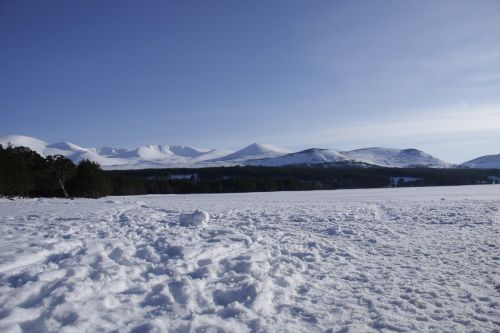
[245,143,292,154]
[210,143,292,162]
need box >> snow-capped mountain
[0,135,52,156]
[342,147,452,168]
[2,134,496,169]
[250,148,353,166]
[248,147,451,168]
[101,144,210,160]
[209,143,292,163]
[461,154,500,169]
[0,135,231,169]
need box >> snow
[3,134,500,169]
[343,147,452,168]
[0,135,236,170]
[1,185,499,332]
[462,154,500,169]
[250,148,351,166]
[210,143,293,163]
[0,135,49,156]
[45,142,86,153]
[179,210,210,227]
[168,145,210,158]
[129,145,211,160]
[250,147,453,168]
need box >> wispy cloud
[283,104,500,163]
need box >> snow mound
[179,210,210,227]
[461,154,500,169]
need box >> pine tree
[68,159,106,198]
[0,145,43,197]
[46,155,76,198]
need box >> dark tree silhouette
[68,159,106,198]
[46,155,76,198]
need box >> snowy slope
[44,142,89,158]
[249,147,452,168]
[250,148,353,166]
[101,146,236,170]
[0,135,49,156]
[104,144,210,160]
[461,154,500,169]
[210,143,292,163]
[0,185,499,332]
[0,135,90,158]
[344,147,452,168]
[192,149,234,162]
[66,150,132,167]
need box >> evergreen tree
[0,145,44,197]
[46,155,76,198]
[68,159,106,198]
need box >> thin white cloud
[281,104,500,163]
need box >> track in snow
[0,185,499,332]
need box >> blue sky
[1,0,499,163]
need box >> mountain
[0,135,49,156]
[461,154,500,169]
[101,144,210,160]
[0,135,89,158]
[250,148,353,166]
[209,143,292,163]
[252,147,452,168]
[5,134,492,169]
[343,147,452,168]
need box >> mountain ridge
[1,134,498,169]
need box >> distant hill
[461,154,500,169]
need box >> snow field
[0,185,499,332]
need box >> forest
[0,144,106,198]
[1,144,499,198]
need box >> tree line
[106,164,500,195]
[0,144,106,198]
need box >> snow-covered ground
[0,185,499,332]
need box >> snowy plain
[0,185,499,332]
